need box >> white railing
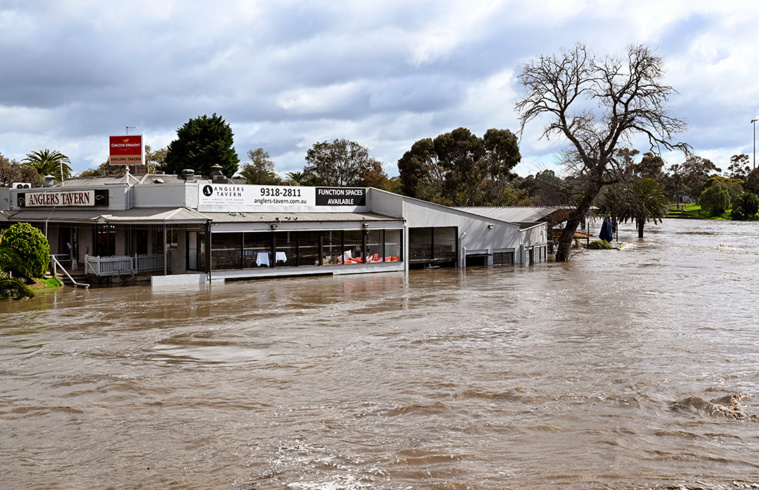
[50,255,89,289]
[84,254,165,276]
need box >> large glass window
[365,230,383,263]
[343,230,364,264]
[244,232,272,268]
[409,228,432,261]
[322,231,343,265]
[297,231,321,266]
[274,231,296,267]
[212,233,242,270]
[384,229,402,262]
[434,227,457,261]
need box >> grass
[666,203,732,220]
[33,276,62,289]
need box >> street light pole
[752,119,757,170]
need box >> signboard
[315,187,366,206]
[109,135,144,165]
[25,190,96,207]
[198,184,368,212]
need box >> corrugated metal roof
[5,207,209,224]
[200,211,400,223]
[453,206,572,223]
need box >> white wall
[134,184,192,208]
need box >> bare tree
[516,43,689,261]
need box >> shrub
[699,181,732,216]
[588,240,612,250]
[0,223,50,278]
[731,192,759,220]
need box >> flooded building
[0,169,548,286]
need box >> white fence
[84,254,166,276]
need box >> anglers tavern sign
[25,190,96,207]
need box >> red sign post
[109,135,144,165]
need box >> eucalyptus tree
[397,127,521,206]
[516,43,689,261]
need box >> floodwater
[1,219,759,489]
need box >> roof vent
[43,175,55,187]
[181,169,195,181]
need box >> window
[384,229,402,262]
[322,231,343,265]
[212,233,242,270]
[343,230,363,264]
[244,232,272,268]
[493,252,514,266]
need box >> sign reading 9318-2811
[197,184,367,212]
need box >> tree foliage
[161,113,240,178]
[516,43,688,261]
[699,181,732,216]
[726,154,750,180]
[304,139,387,187]
[0,152,43,187]
[22,149,72,182]
[0,272,33,299]
[397,127,521,206]
[514,170,569,206]
[239,148,281,185]
[731,192,759,220]
[0,223,50,278]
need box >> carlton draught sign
[109,135,144,165]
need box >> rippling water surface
[2,219,759,489]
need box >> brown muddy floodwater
[2,219,759,489]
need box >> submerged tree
[516,43,689,261]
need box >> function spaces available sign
[109,135,144,165]
[315,187,366,206]
[198,184,368,212]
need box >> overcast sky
[2,0,758,178]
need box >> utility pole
[752,119,757,170]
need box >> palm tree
[286,171,305,186]
[0,272,34,299]
[619,178,670,238]
[23,149,72,182]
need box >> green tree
[515,44,688,261]
[726,154,750,180]
[77,160,127,177]
[637,152,665,180]
[0,272,33,299]
[304,139,387,187]
[730,192,759,220]
[0,223,50,278]
[699,180,731,216]
[679,155,721,199]
[286,171,306,186]
[22,149,72,182]
[398,127,520,206]
[239,148,282,185]
[161,113,240,178]
[145,145,168,173]
[0,152,43,187]
[620,178,669,238]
